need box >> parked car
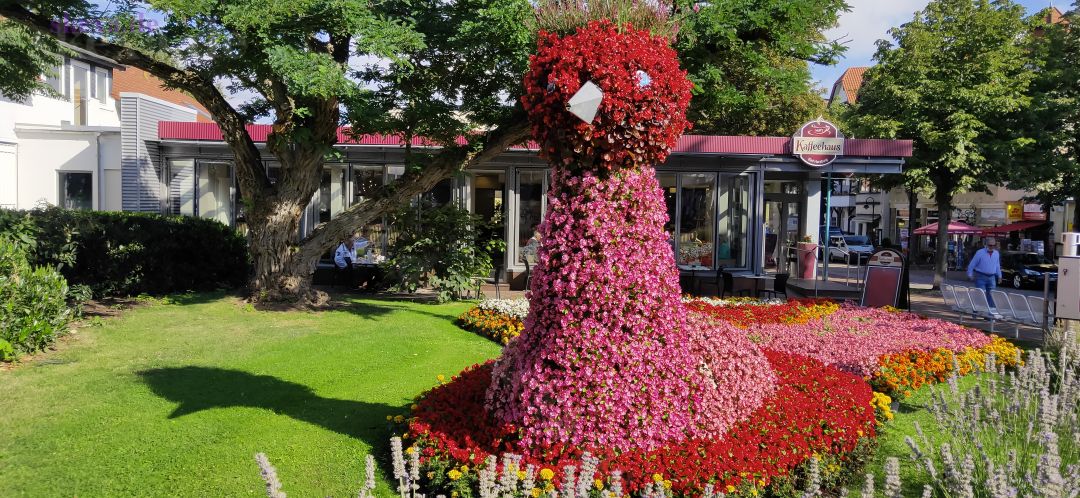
[828,235,874,264]
[1001,252,1057,289]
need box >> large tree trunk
[933,189,953,289]
[907,187,919,261]
[247,197,312,302]
[249,120,531,304]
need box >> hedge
[0,237,73,361]
[0,207,249,297]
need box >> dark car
[1001,252,1057,290]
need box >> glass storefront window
[352,165,382,204]
[517,170,545,264]
[678,173,716,267]
[658,173,677,235]
[197,161,233,225]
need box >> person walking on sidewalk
[967,237,1003,314]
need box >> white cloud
[811,0,928,90]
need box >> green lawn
[0,293,1024,497]
[0,294,499,497]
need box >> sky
[810,0,1062,93]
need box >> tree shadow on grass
[333,297,467,324]
[137,366,408,451]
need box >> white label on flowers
[567,81,603,124]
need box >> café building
[120,95,911,288]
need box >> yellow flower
[539,468,555,481]
[663,480,672,490]
[726,485,737,493]
[460,465,469,472]
[436,374,446,383]
[531,489,541,498]
[394,415,406,424]
[518,470,527,480]
[751,489,759,496]
[448,469,463,481]
[652,473,664,483]
[595,479,605,490]
[385,415,393,421]
[405,446,415,454]
[411,404,419,411]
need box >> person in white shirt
[334,237,357,288]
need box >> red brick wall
[111,66,212,122]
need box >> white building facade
[0,48,125,211]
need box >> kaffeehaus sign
[792,117,845,168]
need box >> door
[471,172,507,274]
[763,198,800,270]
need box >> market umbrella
[912,221,983,236]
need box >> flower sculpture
[486,21,777,451]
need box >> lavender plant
[900,339,1079,497]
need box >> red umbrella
[912,221,983,236]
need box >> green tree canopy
[0,0,851,301]
[847,0,1033,285]
[1001,5,1080,227]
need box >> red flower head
[522,21,693,173]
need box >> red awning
[913,221,983,236]
[981,220,1047,235]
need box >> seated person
[334,237,357,288]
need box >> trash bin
[796,242,818,280]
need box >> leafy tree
[675,0,847,135]
[847,0,1033,286]
[0,0,849,301]
[1,0,533,303]
[1002,6,1080,233]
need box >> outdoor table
[355,262,384,293]
[735,274,775,297]
[678,264,711,294]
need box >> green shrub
[0,237,73,361]
[0,207,249,297]
[385,203,503,303]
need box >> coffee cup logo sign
[793,117,845,168]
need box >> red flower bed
[684,298,836,328]
[407,350,876,495]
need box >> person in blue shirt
[967,237,1002,311]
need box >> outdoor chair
[967,288,998,332]
[759,274,789,300]
[952,287,975,318]
[1028,296,1052,328]
[492,265,503,299]
[991,289,1021,338]
[941,284,960,316]
[695,268,734,297]
[1007,293,1036,326]
[523,257,532,292]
